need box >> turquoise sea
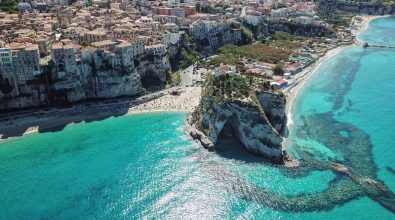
[1,17,395,219]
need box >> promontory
[186,72,287,163]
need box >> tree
[273,65,284,76]
[85,0,93,7]
[0,77,13,95]
[196,2,201,12]
[81,40,90,47]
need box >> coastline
[0,87,201,141]
[282,15,380,147]
[0,15,382,142]
[355,15,390,43]
[283,45,347,139]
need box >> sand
[282,15,379,146]
[127,87,201,114]
[0,87,202,141]
[0,15,381,141]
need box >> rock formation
[0,51,171,111]
[187,74,287,163]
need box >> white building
[0,48,12,68]
[213,65,237,77]
[145,44,167,56]
[115,42,134,68]
[168,0,179,7]
[51,42,82,76]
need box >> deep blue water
[1,17,395,219]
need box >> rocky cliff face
[187,75,286,163]
[0,52,171,111]
[0,83,48,110]
[135,54,171,90]
[257,91,286,133]
[93,71,143,98]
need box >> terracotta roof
[217,65,231,73]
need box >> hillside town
[0,0,393,112]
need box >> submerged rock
[187,74,286,163]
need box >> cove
[1,17,395,219]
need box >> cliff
[134,53,170,90]
[0,51,171,111]
[187,74,286,163]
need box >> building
[184,5,196,17]
[0,48,12,68]
[18,2,32,12]
[11,44,41,78]
[35,32,56,57]
[168,0,179,7]
[82,29,107,43]
[115,42,134,68]
[145,44,166,56]
[51,42,82,76]
[270,79,288,89]
[213,65,237,76]
[91,40,117,51]
[131,38,145,56]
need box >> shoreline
[282,15,379,147]
[283,45,347,141]
[0,87,201,141]
[355,15,391,43]
[0,15,383,143]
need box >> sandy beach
[127,87,201,114]
[283,45,347,132]
[0,86,202,141]
[283,15,379,145]
[0,15,381,142]
[355,15,388,43]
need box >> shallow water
[359,16,395,47]
[1,17,395,219]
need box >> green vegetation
[327,11,354,27]
[0,0,18,13]
[168,70,181,86]
[210,44,290,66]
[317,5,354,28]
[0,75,13,95]
[241,26,254,44]
[85,0,93,7]
[201,74,285,107]
[81,41,90,47]
[272,64,284,76]
[180,48,200,69]
[268,31,304,50]
[205,74,250,100]
[192,74,285,133]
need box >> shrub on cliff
[210,44,290,66]
[206,74,251,101]
[273,64,284,76]
[0,76,13,95]
[241,26,254,44]
[168,71,181,86]
[0,0,18,13]
[180,48,199,69]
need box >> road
[180,65,194,87]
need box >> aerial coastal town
[2,0,395,217]
[0,0,394,138]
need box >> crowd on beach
[128,87,201,113]
[0,15,376,139]
[0,87,201,132]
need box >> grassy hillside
[210,44,290,66]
